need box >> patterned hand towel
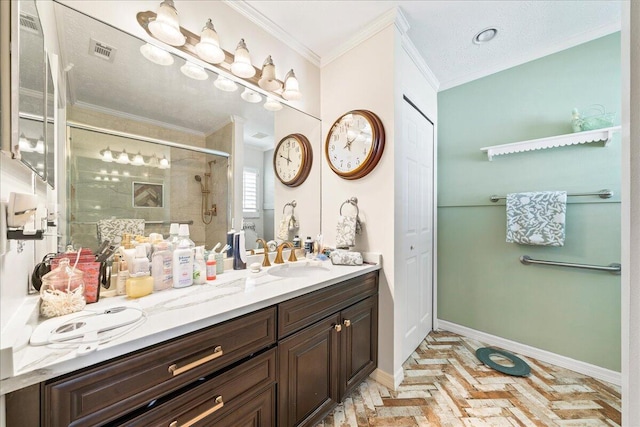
[277,215,291,240]
[336,215,357,248]
[506,191,567,246]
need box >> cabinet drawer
[44,307,276,427]
[278,272,378,338]
[121,348,277,427]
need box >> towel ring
[340,197,359,217]
[283,200,297,214]
[340,197,363,235]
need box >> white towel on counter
[506,191,567,246]
[336,215,357,248]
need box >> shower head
[195,174,206,192]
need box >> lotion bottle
[132,244,150,275]
[173,224,194,288]
[117,259,129,296]
[193,246,206,285]
[169,223,180,250]
[151,241,173,291]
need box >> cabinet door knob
[343,319,351,327]
[334,324,342,332]
[169,395,224,427]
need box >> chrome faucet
[256,238,271,267]
[274,242,297,264]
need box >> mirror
[53,2,321,251]
[15,0,50,183]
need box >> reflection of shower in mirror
[195,160,217,224]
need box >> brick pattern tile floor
[316,330,621,427]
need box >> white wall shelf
[480,126,621,161]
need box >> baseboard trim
[437,319,621,386]
[370,367,404,391]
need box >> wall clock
[273,133,313,187]
[325,109,385,180]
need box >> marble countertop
[0,258,380,395]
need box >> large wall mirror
[47,1,321,251]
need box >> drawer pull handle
[169,395,224,427]
[334,324,342,332]
[343,319,351,327]
[168,346,223,376]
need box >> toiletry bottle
[110,254,120,290]
[126,272,153,298]
[173,224,195,288]
[117,259,129,296]
[132,244,150,275]
[206,253,217,281]
[169,223,180,250]
[226,220,235,258]
[304,236,313,255]
[233,231,247,270]
[193,246,206,285]
[293,235,301,248]
[151,241,173,291]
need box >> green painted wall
[437,33,621,371]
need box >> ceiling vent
[19,12,41,35]
[252,132,269,139]
[89,38,116,62]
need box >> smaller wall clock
[273,133,313,187]
[325,109,385,180]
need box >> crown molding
[395,8,440,92]
[72,101,205,137]
[321,8,398,67]
[222,0,321,67]
[439,21,621,91]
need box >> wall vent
[19,12,41,35]
[89,39,116,62]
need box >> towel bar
[490,189,613,203]
[520,255,621,274]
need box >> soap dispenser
[172,224,195,288]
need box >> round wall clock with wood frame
[273,133,313,187]
[325,109,385,180]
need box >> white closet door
[400,98,434,362]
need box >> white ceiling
[240,0,622,90]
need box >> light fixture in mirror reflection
[100,147,171,169]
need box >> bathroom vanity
[3,262,379,427]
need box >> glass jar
[40,258,86,318]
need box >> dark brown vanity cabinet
[5,271,378,427]
[278,272,379,427]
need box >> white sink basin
[267,262,330,278]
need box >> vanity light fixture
[137,7,303,101]
[195,19,224,64]
[473,27,498,44]
[148,0,185,46]
[95,176,102,181]
[263,98,283,112]
[36,162,44,170]
[258,56,282,92]
[140,43,174,66]
[116,149,130,164]
[159,155,170,169]
[148,154,159,168]
[282,69,301,101]
[240,88,262,103]
[231,39,255,78]
[213,74,238,92]
[180,61,208,80]
[101,147,114,162]
[132,152,145,166]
